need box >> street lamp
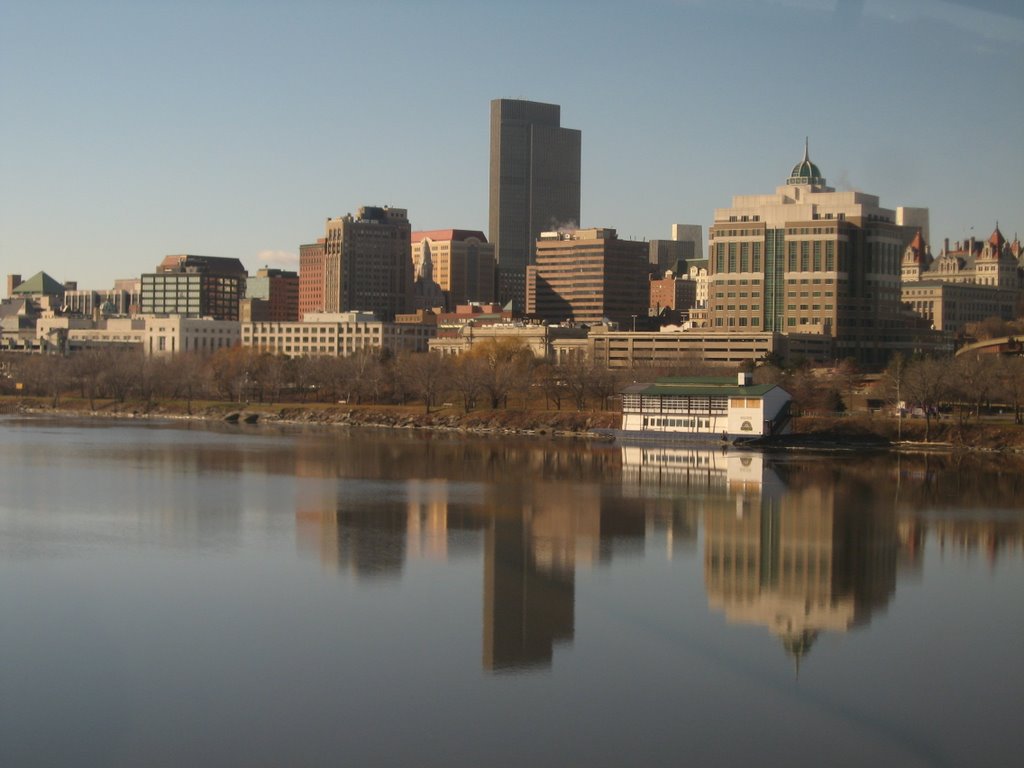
[631,314,638,332]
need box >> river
[1,417,1021,767]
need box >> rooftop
[623,377,780,398]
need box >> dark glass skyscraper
[488,99,581,311]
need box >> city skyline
[2,0,1022,289]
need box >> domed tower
[786,138,827,188]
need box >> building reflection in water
[291,439,1024,677]
[701,456,899,670]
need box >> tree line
[3,343,1022,433]
[0,340,627,414]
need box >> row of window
[624,395,729,413]
[643,417,712,429]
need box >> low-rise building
[649,269,699,324]
[0,299,40,350]
[241,311,435,358]
[620,373,792,440]
[429,322,587,358]
[585,329,787,368]
[36,315,239,355]
[62,287,138,318]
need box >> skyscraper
[708,141,916,366]
[489,99,581,310]
[300,206,412,320]
[526,227,650,326]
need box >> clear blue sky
[2,0,1022,288]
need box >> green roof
[12,271,64,296]
[622,377,783,398]
[786,138,825,186]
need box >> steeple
[989,223,1006,251]
[787,139,826,187]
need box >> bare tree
[16,355,67,407]
[255,354,290,404]
[559,353,591,411]
[995,356,1024,425]
[344,348,388,404]
[451,353,487,413]
[589,365,621,411]
[68,350,107,409]
[165,352,207,415]
[951,353,998,423]
[537,360,567,411]
[902,357,952,442]
[880,353,909,440]
[834,357,861,413]
[399,352,450,413]
[100,348,143,403]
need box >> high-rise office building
[140,255,247,321]
[489,99,581,310]
[707,142,916,365]
[411,229,496,307]
[300,206,412,321]
[298,238,326,320]
[526,227,650,327]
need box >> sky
[2,0,1022,289]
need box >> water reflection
[286,438,1024,676]
[8,419,1019,678]
[703,461,898,669]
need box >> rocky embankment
[3,398,618,439]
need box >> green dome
[787,138,826,186]
[790,158,822,181]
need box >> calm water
[1,418,1022,768]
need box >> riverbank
[0,396,619,439]
[3,396,1023,452]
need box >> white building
[241,311,435,358]
[620,373,792,441]
[36,315,239,355]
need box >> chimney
[7,274,22,297]
[738,371,752,387]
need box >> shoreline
[4,397,1023,455]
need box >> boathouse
[620,373,792,440]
